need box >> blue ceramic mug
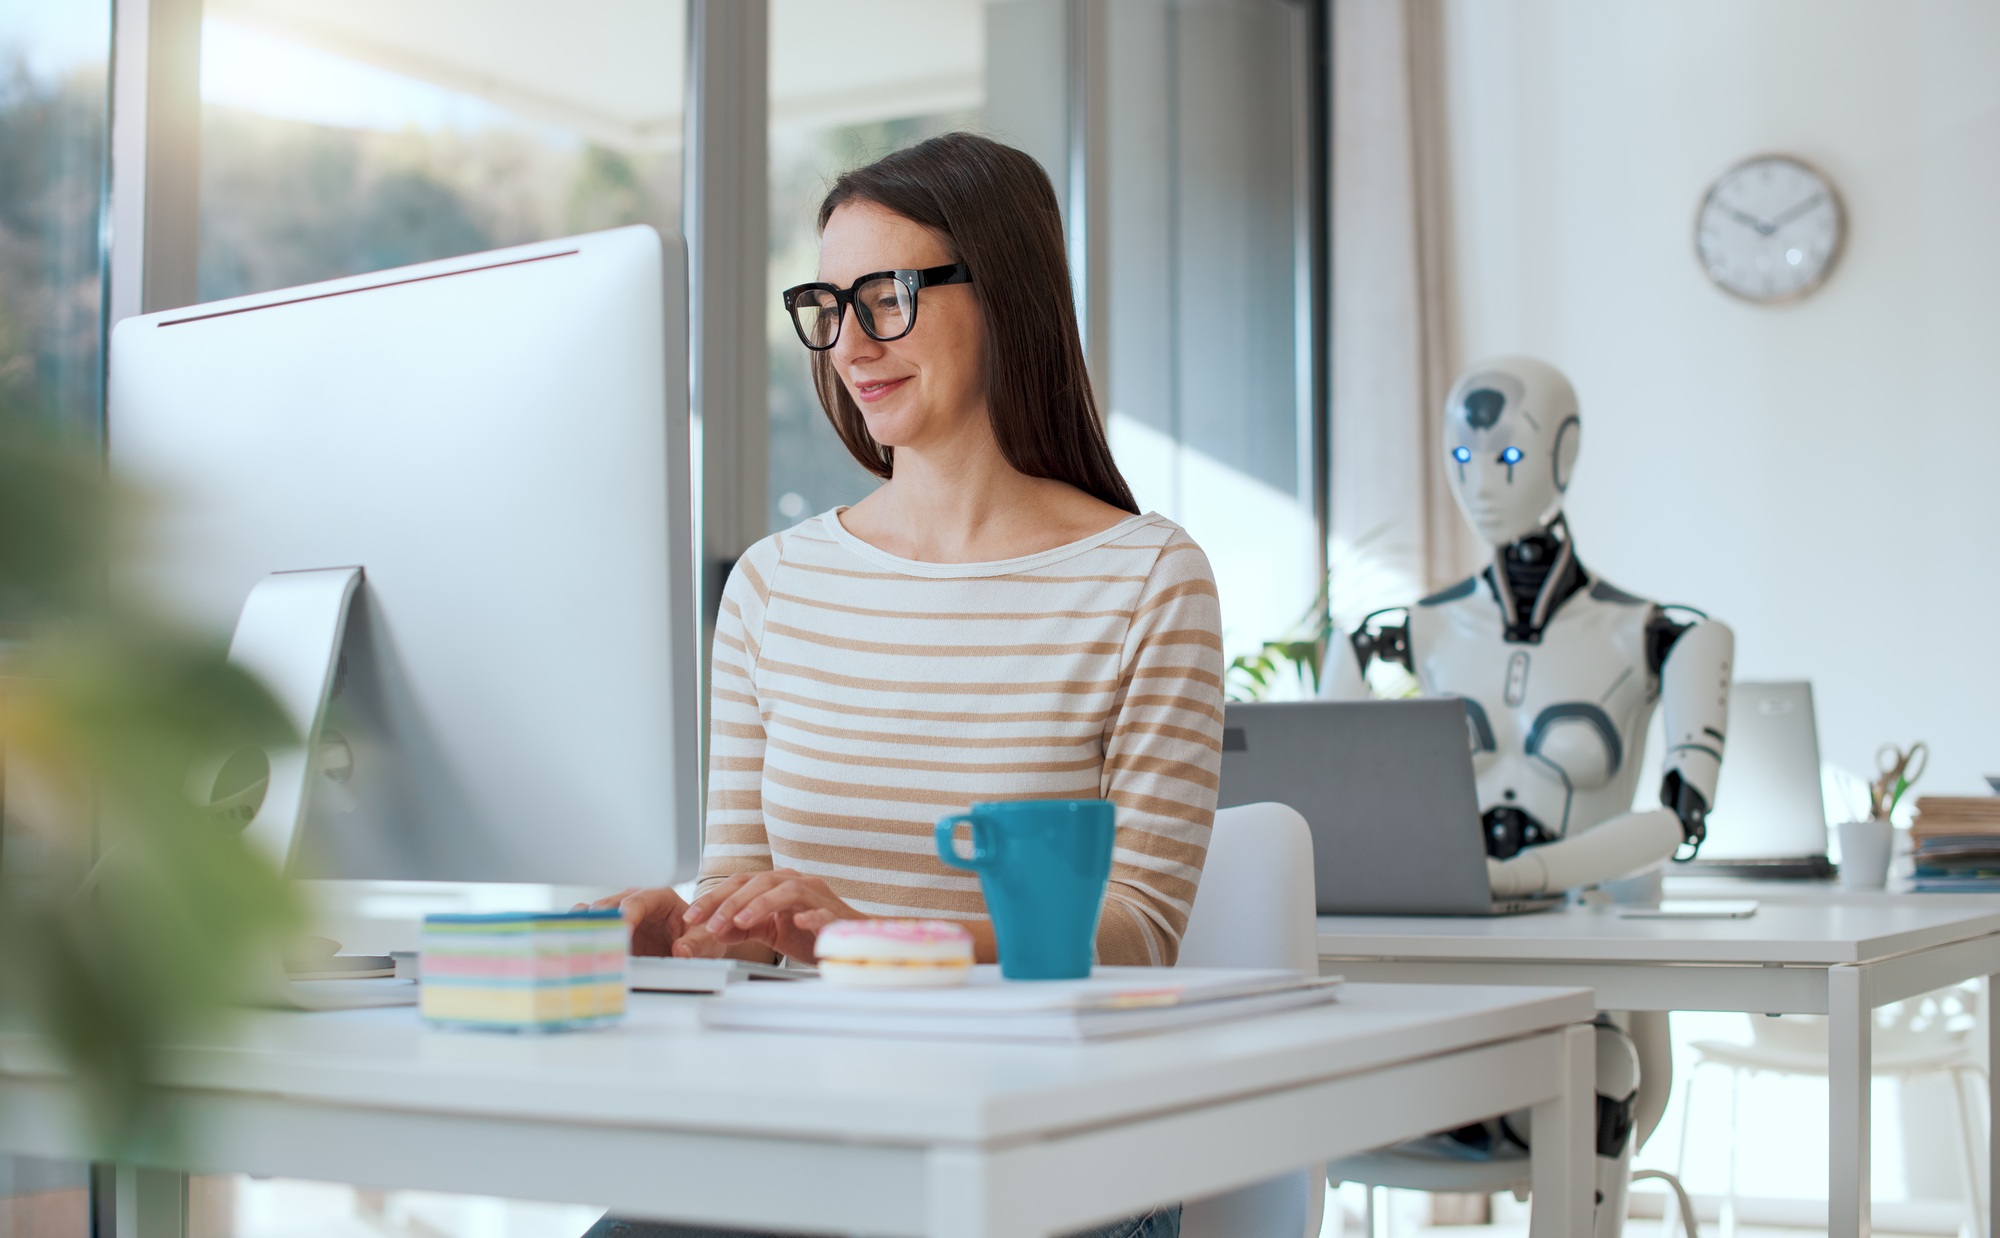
[935,799,1115,980]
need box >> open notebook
[699,965,1341,1042]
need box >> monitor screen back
[1698,681,1828,860]
[108,227,699,886]
[1217,699,1495,914]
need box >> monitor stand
[217,566,416,1009]
[223,565,362,872]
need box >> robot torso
[1407,574,1664,844]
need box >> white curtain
[1328,0,1474,627]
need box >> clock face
[1695,155,1844,303]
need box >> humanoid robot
[1324,356,1734,1237]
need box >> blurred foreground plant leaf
[0,405,300,1158]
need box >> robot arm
[1655,617,1734,857]
[1487,808,1682,897]
[1319,609,1409,701]
[1488,614,1736,896]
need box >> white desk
[0,985,1598,1238]
[1317,903,2000,1238]
[1665,874,2000,909]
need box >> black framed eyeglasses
[781,263,972,351]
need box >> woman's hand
[685,869,866,963]
[578,887,725,958]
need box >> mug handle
[936,814,998,871]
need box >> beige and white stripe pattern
[698,508,1225,965]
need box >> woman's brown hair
[812,132,1138,514]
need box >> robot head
[1443,356,1581,547]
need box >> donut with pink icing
[815,919,975,988]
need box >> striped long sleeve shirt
[697,508,1226,965]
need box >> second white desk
[1317,901,2000,1238]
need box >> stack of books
[700,965,1342,1042]
[1910,798,2000,891]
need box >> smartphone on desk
[1615,899,1758,920]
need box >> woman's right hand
[578,887,724,958]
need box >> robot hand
[1657,617,1734,857]
[1487,808,1682,897]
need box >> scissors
[1872,741,1929,819]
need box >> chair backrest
[1178,801,1318,975]
[1177,803,1325,1238]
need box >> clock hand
[1766,191,1827,231]
[1720,203,1774,235]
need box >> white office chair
[1177,801,1326,1238]
[1675,988,1987,1238]
[1328,999,1694,1238]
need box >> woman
[588,133,1223,1238]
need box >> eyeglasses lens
[852,276,914,342]
[792,288,842,349]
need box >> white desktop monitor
[1699,680,1829,861]
[107,226,700,887]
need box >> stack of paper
[700,966,1341,1042]
[1910,798,2000,891]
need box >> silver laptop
[1217,699,1561,916]
[1682,681,1834,879]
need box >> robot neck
[1487,517,1587,643]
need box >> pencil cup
[935,799,1115,980]
[1837,818,1893,889]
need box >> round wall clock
[1694,154,1844,303]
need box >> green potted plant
[0,405,301,1158]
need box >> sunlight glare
[200,19,516,135]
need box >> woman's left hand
[685,869,866,963]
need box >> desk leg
[114,1166,188,1238]
[1530,1023,1595,1238]
[1988,973,1998,1238]
[1829,964,1873,1238]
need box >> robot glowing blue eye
[1452,446,1472,463]
[1499,446,1524,465]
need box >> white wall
[1439,0,2000,795]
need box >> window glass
[767,0,1017,532]
[1105,0,1319,666]
[2,9,104,1228]
[1,22,107,1238]
[0,0,110,435]
[197,1,685,302]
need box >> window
[0,0,110,435]
[2,9,110,1231]
[766,0,999,532]
[196,2,686,302]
